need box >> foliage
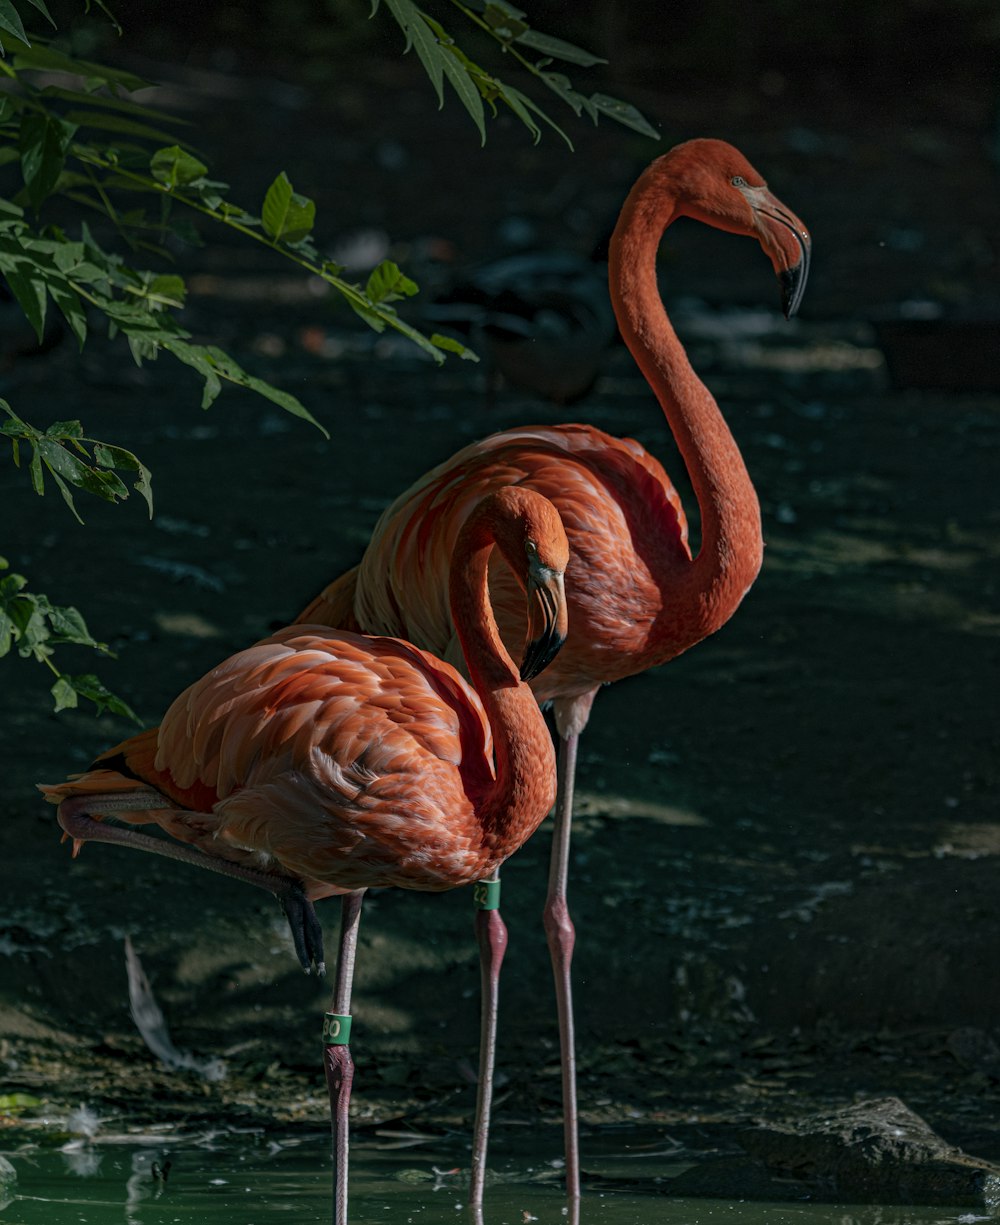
[0,555,138,720]
[0,1,655,719]
[373,0,659,147]
[2,400,152,524]
[0,12,476,715]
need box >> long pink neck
[449,532,556,856]
[610,166,763,639]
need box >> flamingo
[296,138,812,1200]
[39,486,570,1225]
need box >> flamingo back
[300,424,691,703]
[42,627,509,894]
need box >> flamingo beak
[743,185,812,319]
[520,567,567,682]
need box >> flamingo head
[485,487,569,681]
[663,138,812,318]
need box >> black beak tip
[779,263,806,319]
[519,630,566,683]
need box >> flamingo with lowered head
[40,486,570,1225]
[296,138,812,1200]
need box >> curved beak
[743,185,811,319]
[520,567,568,682]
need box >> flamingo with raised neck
[297,137,812,1203]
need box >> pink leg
[56,793,326,973]
[544,730,581,1201]
[469,877,508,1206]
[324,889,365,1225]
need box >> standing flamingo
[40,486,570,1225]
[296,138,811,1200]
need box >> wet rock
[735,1096,1000,1207]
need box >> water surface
[1,1129,992,1225]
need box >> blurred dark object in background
[875,318,1000,392]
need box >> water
[0,1129,992,1225]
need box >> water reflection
[124,1148,169,1222]
[0,1136,990,1224]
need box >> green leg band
[323,1012,353,1045]
[473,879,501,910]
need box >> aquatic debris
[124,937,227,1082]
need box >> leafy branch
[0,556,138,721]
[372,0,659,147]
[1,400,152,522]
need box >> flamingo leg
[469,875,508,1207]
[324,889,365,1225]
[56,793,326,974]
[544,729,582,1202]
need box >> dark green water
[0,1130,992,1224]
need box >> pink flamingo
[40,487,570,1224]
[296,138,811,1200]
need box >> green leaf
[51,675,78,712]
[149,145,208,189]
[0,0,28,46]
[438,44,486,143]
[46,602,100,648]
[261,172,316,244]
[496,82,545,145]
[365,259,418,305]
[92,442,154,517]
[383,0,446,106]
[589,93,660,140]
[146,273,186,308]
[64,673,138,722]
[431,332,479,361]
[516,29,606,67]
[161,338,329,436]
[28,443,43,495]
[45,419,84,439]
[19,112,77,209]
[45,466,83,523]
[0,247,46,340]
[417,11,487,142]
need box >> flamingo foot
[278,884,326,976]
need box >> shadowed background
[1,0,998,1143]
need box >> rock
[737,1096,1000,1207]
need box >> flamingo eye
[525,540,538,556]
[731,175,747,187]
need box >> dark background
[2,0,999,1156]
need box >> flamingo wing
[152,626,497,891]
[42,627,499,893]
